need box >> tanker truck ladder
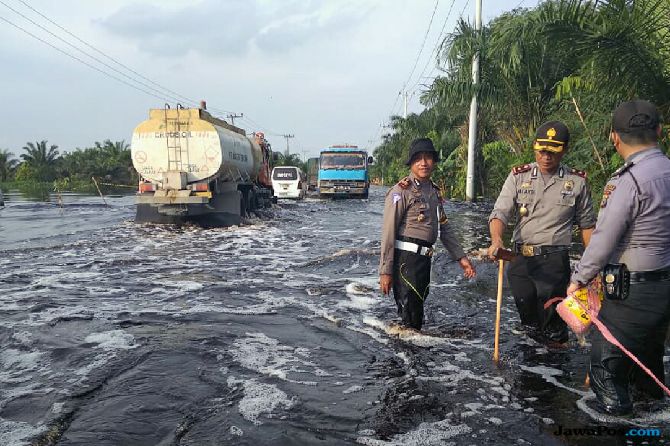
[164,104,190,172]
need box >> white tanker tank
[131,105,274,226]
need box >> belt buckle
[521,244,534,257]
[426,247,434,258]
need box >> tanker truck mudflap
[131,104,273,226]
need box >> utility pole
[465,0,482,202]
[403,90,408,119]
[227,112,243,126]
[282,134,294,156]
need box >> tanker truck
[131,104,274,226]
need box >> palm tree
[0,149,18,181]
[373,0,670,198]
[21,140,60,181]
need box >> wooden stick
[91,176,109,207]
[572,96,606,174]
[493,259,504,362]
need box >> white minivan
[271,166,306,200]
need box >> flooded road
[0,187,667,445]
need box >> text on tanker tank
[228,152,249,163]
[154,131,193,138]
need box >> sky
[0,0,539,160]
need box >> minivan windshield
[320,152,365,170]
[272,167,298,181]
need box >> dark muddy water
[0,187,667,445]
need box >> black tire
[246,190,256,215]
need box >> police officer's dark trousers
[392,248,431,330]
[589,279,670,413]
[507,250,570,342]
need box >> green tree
[0,149,18,181]
[20,140,60,181]
[274,153,306,172]
[58,139,135,186]
[373,0,670,199]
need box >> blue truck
[317,146,373,199]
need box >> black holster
[602,263,630,301]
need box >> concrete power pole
[403,91,408,119]
[226,113,243,126]
[282,134,295,157]
[466,0,482,202]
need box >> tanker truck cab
[317,146,372,199]
[271,166,306,200]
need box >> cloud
[98,0,373,57]
[98,0,259,56]
[253,2,371,53]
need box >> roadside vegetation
[273,153,308,172]
[371,0,670,199]
[0,139,136,199]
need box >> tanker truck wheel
[247,190,257,214]
[240,190,256,217]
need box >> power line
[426,0,471,81]
[1,1,294,137]
[0,0,211,110]
[12,0,217,111]
[0,14,173,103]
[400,0,441,91]
[410,0,461,91]
[367,0,455,150]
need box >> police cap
[533,121,569,153]
[406,138,439,166]
[612,100,660,133]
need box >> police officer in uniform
[568,100,670,415]
[487,121,596,344]
[379,138,476,330]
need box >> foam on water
[357,417,472,446]
[230,332,323,384]
[575,394,670,427]
[227,377,295,426]
[0,349,44,376]
[339,293,378,311]
[84,330,138,350]
[0,418,44,446]
[519,365,587,396]
[343,385,364,394]
[362,317,451,348]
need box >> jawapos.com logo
[553,425,662,438]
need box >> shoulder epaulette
[612,162,634,178]
[430,181,445,200]
[512,164,532,175]
[394,176,412,190]
[569,168,587,178]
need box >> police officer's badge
[600,184,616,208]
[564,180,573,191]
[521,181,532,189]
[546,127,557,139]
